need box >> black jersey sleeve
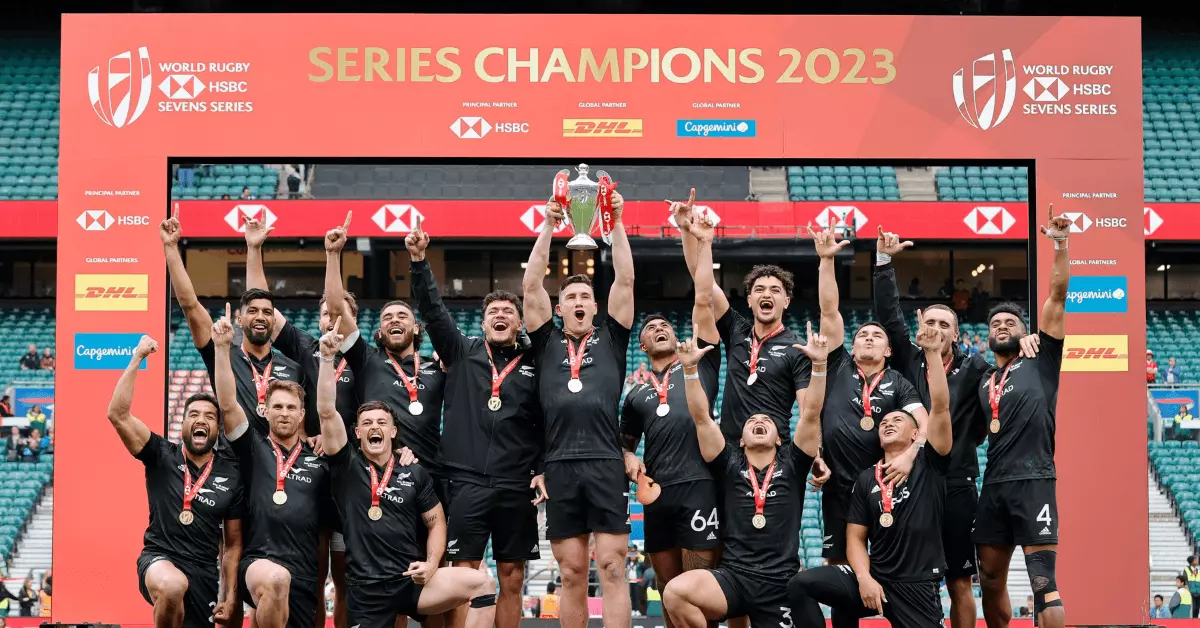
[411,466,441,513]
[228,422,257,467]
[1036,331,1065,407]
[528,320,556,358]
[708,441,736,475]
[272,320,313,364]
[845,469,874,527]
[199,338,217,385]
[922,446,952,476]
[871,263,919,371]
[697,338,722,403]
[226,479,247,520]
[789,442,815,494]
[619,388,645,451]
[342,335,371,396]
[827,345,852,382]
[603,314,633,356]
[716,308,743,345]
[792,352,812,392]
[411,260,467,367]
[326,441,353,473]
[134,432,171,467]
[895,375,923,412]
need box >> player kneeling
[663,326,828,628]
[787,326,954,627]
[315,318,496,628]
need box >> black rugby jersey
[136,433,244,574]
[821,346,923,494]
[328,446,440,585]
[200,331,305,436]
[529,316,631,462]
[716,309,811,443]
[620,340,719,486]
[847,448,950,582]
[977,332,1063,485]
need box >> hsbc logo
[1022,77,1069,102]
[667,205,721,230]
[1145,207,1163,236]
[88,47,153,129]
[521,205,569,234]
[450,117,529,139]
[76,210,151,231]
[374,204,424,233]
[815,205,867,233]
[225,204,276,233]
[158,74,206,100]
[963,206,1015,235]
[1062,212,1127,233]
[952,49,1016,131]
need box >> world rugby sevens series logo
[952,49,1017,131]
[87,47,152,128]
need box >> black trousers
[787,565,944,628]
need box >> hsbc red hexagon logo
[667,205,721,230]
[225,204,276,233]
[1145,206,1163,236]
[815,205,867,233]
[963,206,1015,235]
[520,204,569,234]
[373,204,423,233]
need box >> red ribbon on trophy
[597,173,617,245]
[553,171,571,212]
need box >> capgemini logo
[952,49,1017,131]
[88,47,153,128]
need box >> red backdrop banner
[57,14,1144,624]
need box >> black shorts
[431,473,451,511]
[788,564,943,628]
[137,552,220,628]
[943,479,979,578]
[973,478,1059,546]
[347,577,425,628]
[447,480,541,563]
[821,487,850,562]
[237,557,320,628]
[544,459,631,540]
[643,480,721,554]
[710,567,792,628]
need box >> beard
[184,433,216,456]
[989,334,1022,354]
[243,325,272,346]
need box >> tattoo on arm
[422,511,439,524]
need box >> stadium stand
[1144,36,1200,202]
[785,165,901,201]
[170,164,282,201]
[934,166,1030,203]
[1149,309,1200,383]
[0,39,58,201]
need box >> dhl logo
[1061,334,1128,372]
[562,119,643,138]
[75,274,149,311]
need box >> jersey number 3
[690,508,719,532]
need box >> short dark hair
[559,274,593,292]
[380,299,415,317]
[1179,575,1188,585]
[266,380,306,407]
[356,400,398,427]
[639,312,671,333]
[889,409,919,428]
[240,288,275,311]
[182,392,221,419]
[483,290,523,318]
[923,303,959,325]
[855,320,888,339]
[743,265,794,298]
[987,302,1027,329]
[375,300,423,349]
[546,582,556,594]
[319,292,359,318]
[1155,594,1164,602]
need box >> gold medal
[860,416,874,431]
[487,396,502,412]
[273,490,288,505]
[257,403,267,417]
[368,506,383,521]
[179,510,194,526]
[989,419,1000,434]
[752,513,766,529]
[879,512,894,528]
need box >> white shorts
[331,531,346,553]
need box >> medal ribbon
[856,366,887,419]
[485,343,524,399]
[386,350,421,404]
[925,355,953,387]
[647,361,678,406]
[597,175,618,240]
[268,438,304,495]
[553,171,570,209]
[241,347,274,409]
[746,459,777,519]
[874,461,895,515]
[368,456,396,510]
[182,456,215,513]
[566,329,594,381]
[989,361,1015,421]
[334,357,348,382]
[747,324,784,378]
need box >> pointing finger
[877,225,884,237]
[333,316,342,334]
[687,187,695,209]
[1048,202,1054,222]
[173,202,180,220]
[225,302,231,320]
[343,211,352,232]
[805,320,813,339]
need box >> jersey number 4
[1036,504,1052,526]
[690,508,719,532]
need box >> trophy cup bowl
[561,164,601,250]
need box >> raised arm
[161,214,214,349]
[916,325,952,456]
[243,216,287,340]
[670,189,701,276]
[607,192,635,329]
[324,213,359,337]
[680,339,725,462]
[522,201,561,332]
[104,335,156,456]
[687,210,723,345]
[1039,204,1071,340]
[212,303,249,436]
[812,226,850,348]
[872,227,917,364]
[792,322,828,458]
[407,219,466,365]
[316,320,349,456]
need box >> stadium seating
[0,460,53,563]
[785,165,900,201]
[1151,440,1200,546]
[0,40,58,201]
[1148,309,1200,383]
[934,166,1030,203]
[1144,37,1200,201]
[0,307,56,387]
[170,164,281,201]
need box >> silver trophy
[556,163,611,250]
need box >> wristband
[683,371,700,380]
[876,252,892,266]
[320,355,336,363]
